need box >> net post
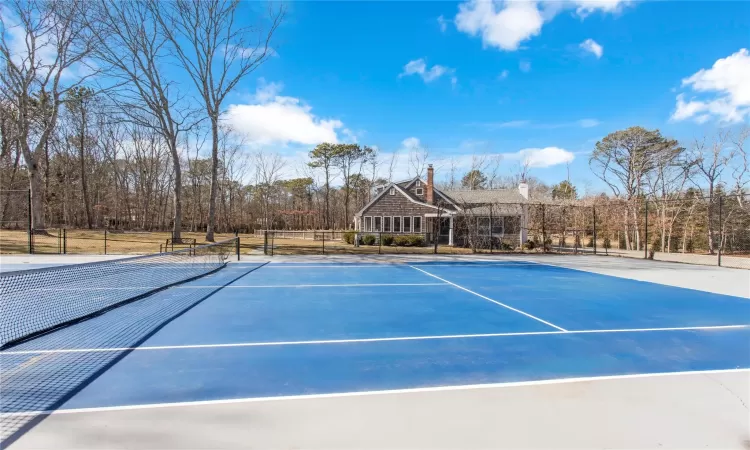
[644,199,648,259]
[27,188,32,254]
[592,206,597,255]
[236,236,240,261]
[263,230,268,255]
[718,196,722,267]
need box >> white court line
[3,368,748,417]
[175,283,447,289]
[409,265,568,332]
[4,324,746,355]
[261,265,400,268]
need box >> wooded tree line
[1,1,748,252]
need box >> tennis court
[1,253,749,448]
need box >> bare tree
[689,130,735,253]
[0,0,97,231]
[151,0,283,241]
[254,151,285,230]
[93,0,196,241]
[408,143,429,178]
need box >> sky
[219,0,750,193]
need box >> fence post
[236,236,241,261]
[27,188,32,254]
[643,200,648,259]
[264,231,268,255]
[322,231,326,255]
[592,206,597,255]
[378,232,382,255]
[104,229,108,255]
[63,228,67,254]
[718,196,722,267]
[57,228,61,254]
[270,231,274,257]
[541,204,546,254]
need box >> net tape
[0,238,236,349]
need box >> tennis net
[0,237,237,349]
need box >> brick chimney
[426,164,434,204]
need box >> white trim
[7,368,749,416]
[415,187,424,196]
[7,325,746,355]
[364,216,372,232]
[409,265,567,331]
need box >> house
[353,164,529,247]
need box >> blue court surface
[1,259,749,443]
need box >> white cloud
[519,60,531,72]
[498,69,509,80]
[577,118,601,128]
[455,0,544,51]
[437,15,448,32]
[454,0,630,52]
[580,38,603,58]
[504,147,575,168]
[671,48,750,123]
[224,81,347,145]
[400,58,456,83]
[399,137,424,153]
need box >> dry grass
[0,229,264,255]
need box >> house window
[393,216,401,233]
[389,188,395,195]
[384,216,392,232]
[415,188,424,196]
[478,217,491,235]
[413,216,422,233]
[403,216,411,233]
[364,216,372,232]
[416,180,421,187]
[374,216,382,232]
[491,217,503,234]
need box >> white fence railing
[254,230,345,241]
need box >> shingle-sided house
[354,165,529,247]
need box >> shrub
[523,239,536,250]
[393,235,410,246]
[586,237,594,248]
[343,231,356,245]
[381,234,395,246]
[603,237,611,249]
[408,234,425,246]
[500,241,513,251]
[362,234,376,246]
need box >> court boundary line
[176,283,448,289]
[5,324,746,355]
[408,265,568,332]
[4,368,748,417]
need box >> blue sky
[223,1,750,193]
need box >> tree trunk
[79,109,93,229]
[168,138,182,242]
[205,118,219,241]
[706,186,715,254]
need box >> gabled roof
[354,182,441,216]
[442,189,527,204]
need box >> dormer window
[415,188,424,195]
[389,188,395,195]
[415,180,421,187]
